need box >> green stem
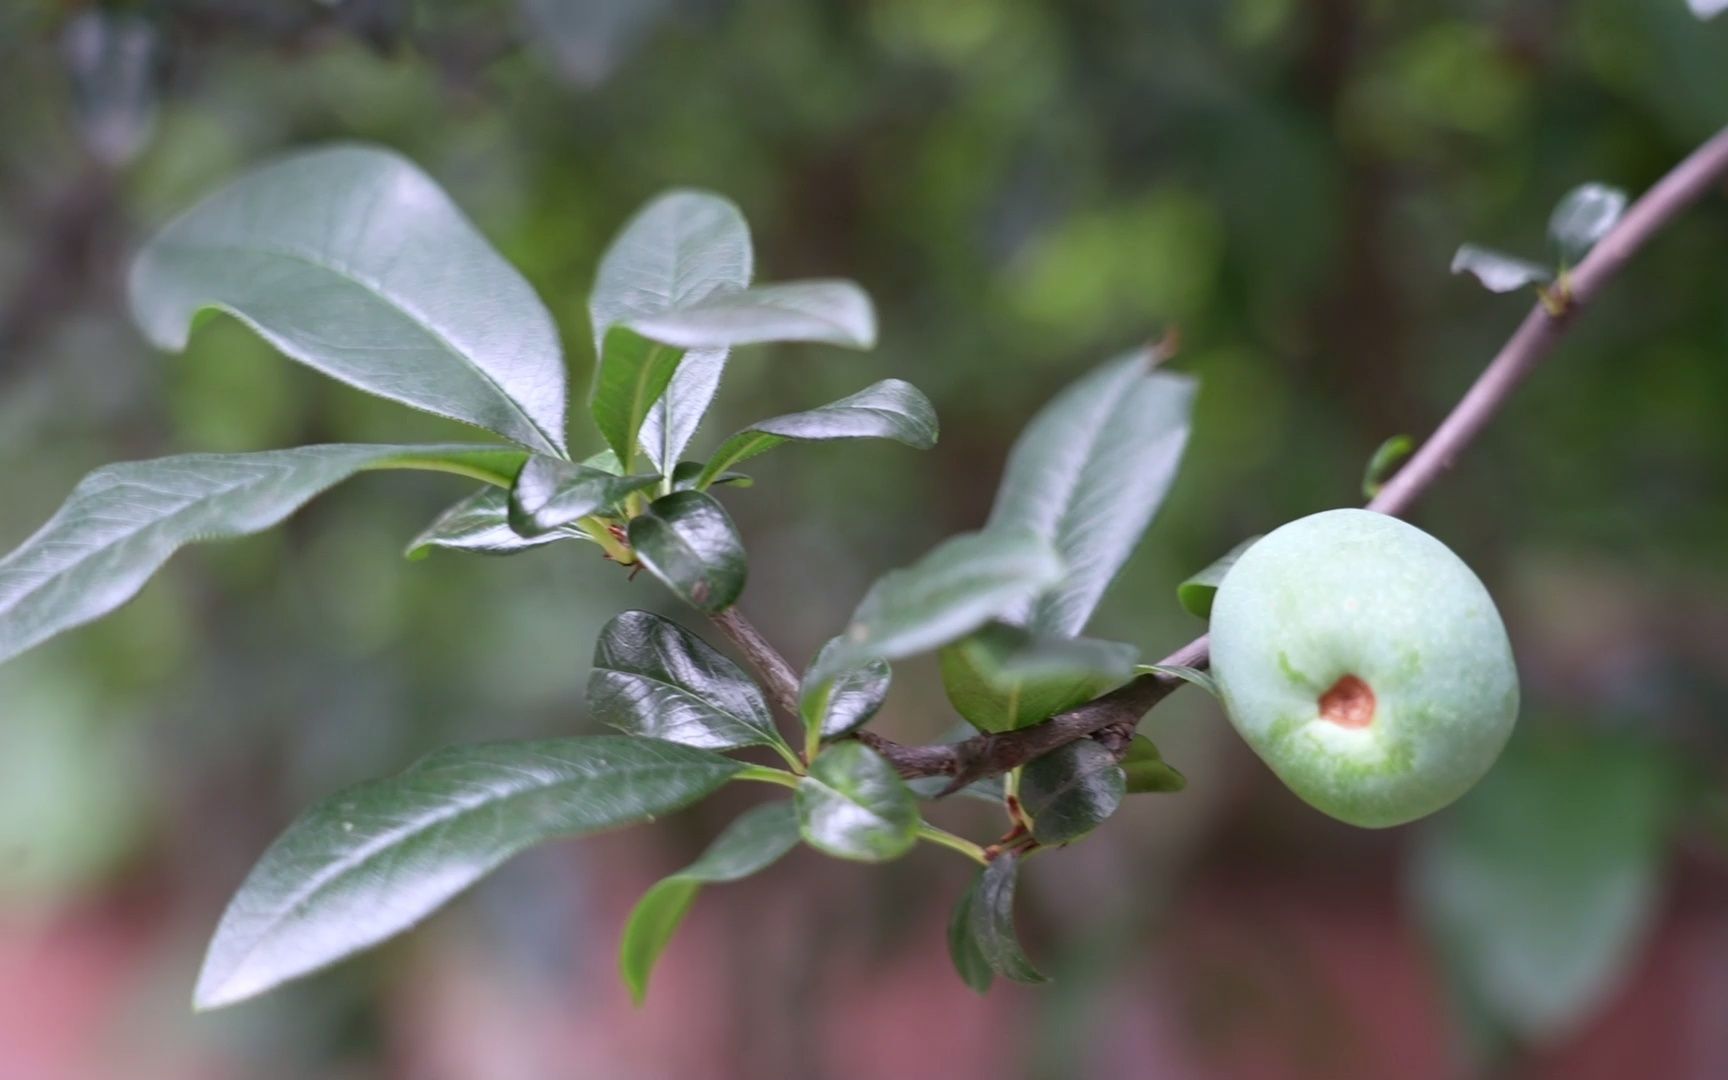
[768,740,807,775]
[736,764,801,791]
[917,822,987,865]
[576,517,634,564]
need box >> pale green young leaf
[1548,183,1627,264]
[1122,735,1187,794]
[1450,245,1553,293]
[1176,536,1260,619]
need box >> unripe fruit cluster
[1208,509,1518,828]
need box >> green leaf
[590,190,751,473]
[696,378,937,488]
[0,443,523,669]
[626,490,747,612]
[947,874,994,994]
[1176,536,1260,619]
[967,852,1047,984]
[795,743,918,862]
[799,637,891,743]
[1122,735,1187,794]
[129,145,568,456]
[588,610,783,752]
[1138,663,1221,698]
[507,454,659,537]
[939,622,1136,733]
[815,529,1064,679]
[589,325,693,470]
[1548,183,1627,264]
[1019,740,1126,844]
[670,461,752,491]
[1693,0,1728,20]
[1411,734,1677,1042]
[906,774,1005,805]
[627,281,876,351]
[405,487,575,560]
[1362,435,1414,500]
[196,736,742,1010]
[988,348,1195,637]
[589,189,753,350]
[1450,245,1553,293]
[642,349,729,473]
[618,800,799,1004]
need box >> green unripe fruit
[1209,509,1518,828]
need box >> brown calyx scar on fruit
[1318,674,1376,729]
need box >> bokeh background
[2,1,1727,1077]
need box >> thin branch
[720,124,1728,789]
[710,606,805,728]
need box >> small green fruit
[1208,509,1518,828]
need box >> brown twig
[712,124,1728,790]
[709,606,806,730]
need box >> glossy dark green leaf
[406,487,575,560]
[670,461,752,491]
[1122,735,1186,794]
[968,852,1047,984]
[1450,245,1553,293]
[130,145,568,455]
[1176,536,1260,619]
[795,743,918,862]
[988,348,1195,636]
[947,873,994,994]
[906,774,1006,805]
[1411,734,1677,1041]
[799,637,892,743]
[1548,183,1627,264]
[196,736,743,1010]
[939,622,1136,733]
[814,529,1064,680]
[626,490,747,612]
[589,190,751,472]
[507,454,659,536]
[696,378,937,488]
[0,443,523,669]
[619,800,799,1004]
[628,280,876,351]
[588,610,782,752]
[1020,740,1126,844]
[1362,435,1414,500]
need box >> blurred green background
[2,1,1726,1077]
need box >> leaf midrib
[168,239,563,455]
[216,755,731,980]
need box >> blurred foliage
[1,0,1726,1076]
